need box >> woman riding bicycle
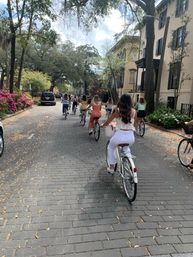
[72,95,78,113]
[61,93,69,115]
[80,95,88,113]
[102,94,137,173]
[135,96,146,127]
[88,95,102,135]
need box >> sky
[52,9,125,55]
[0,0,125,55]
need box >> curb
[146,122,185,138]
[0,107,32,121]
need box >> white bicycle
[105,126,138,202]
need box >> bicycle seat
[118,144,129,147]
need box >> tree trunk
[155,17,170,108]
[17,48,25,89]
[0,69,5,89]
[144,2,155,114]
[9,33,16,93]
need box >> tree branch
[125,0,141,24]
[126,0,147,12]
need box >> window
[156,38,163,56]
[168,62,181,89]
[159,8,167,29]
[129,70,136,84]
[167,97,175,109]
[176,0,188,17]
[172,26,186,49]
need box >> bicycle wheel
[80,113,86,126]
[121,157,137,202]
[0,132,4,157]
[94,121,100,141]
[106,140,109,165]
[138,120,145,137]
[177,138,193,167]
[64,110,67,120]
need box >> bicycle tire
[138,120,145,137]
[177,138,193,167]
[80,113,86,126]
[106,140,109,166]
[94,121,100,141]
[0,132,4,157]
[121,157,137,202]
[64,111,67,120]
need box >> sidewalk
[145,123,187,162]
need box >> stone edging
[0,107,32,121]
[146,122,185,138]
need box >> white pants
[107,130,135,166]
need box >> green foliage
[21,70,51,95]
[148,107,191,129]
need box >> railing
[181,104,193,117]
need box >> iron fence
[181,104,193,117]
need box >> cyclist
[135,97,146,128]
[80,95,88,113]
[68,94,72,111]
[88,95,102,135]
[61,93,69,115]
[101,94,137,173]
[72,95,78,113]
[105,97,113,117]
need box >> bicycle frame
[115,146,138,183]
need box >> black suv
[40,91,56,106]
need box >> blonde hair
[93,95,100,103]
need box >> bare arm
[102,109,119,127]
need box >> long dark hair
[117,94,132,124]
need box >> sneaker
[89,129,93,135]
[107,166,115,174]
[189,163,193,169]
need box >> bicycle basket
[105,125,115,138]
[182,123,193,134]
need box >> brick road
[1,104,193,257]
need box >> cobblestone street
[1,104,193,257]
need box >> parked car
[40,91,56,106]
[54,92,62,98]
[0,121,4,157]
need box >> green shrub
[148,107,191,129]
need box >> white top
[116,118,135,131]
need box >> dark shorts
[137,110,146,118]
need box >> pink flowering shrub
[0,90,33,117]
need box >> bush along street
[0,90,33,119]
[147,107,191,129]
